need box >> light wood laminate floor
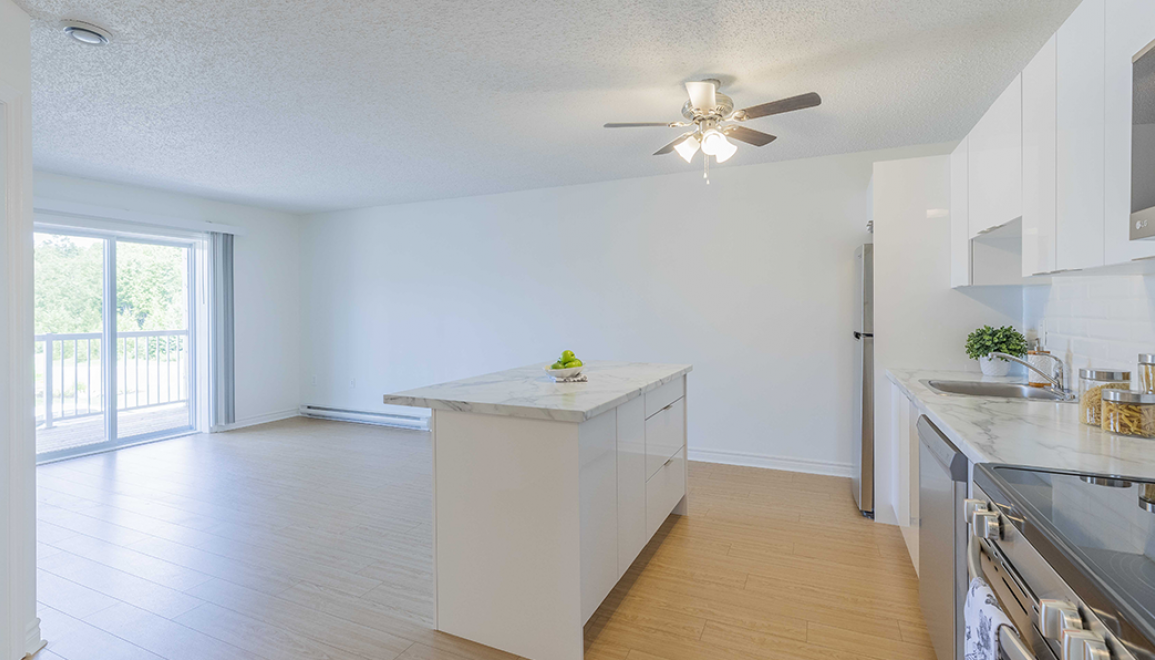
[34,417,933,660]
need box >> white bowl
[545,365,584,380]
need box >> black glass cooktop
[977,465,1155,656]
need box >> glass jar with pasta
[1101,390,1155,438]
[1078,369,1131,426]
[1139,354,1155,394]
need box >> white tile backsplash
[1035,275,1155,380]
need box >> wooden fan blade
[604,122,678,128]
[736,92,821,120]
[722,125,777,147]
[653,132,695,155]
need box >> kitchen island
[383,361,691,660]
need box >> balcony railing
[36,330,189,429]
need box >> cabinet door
[1056,0,1106,271]
[615,396,646,576]
[950,138,971,287]
[968,75,1022,237]
[1105,0,1155,264]
[579,409,618,623]
[1022,35,1058,276]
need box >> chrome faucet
[990,352,1068,395]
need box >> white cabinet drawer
[645,377,684,419]
[645,448,686,539]
[645,398,684,480]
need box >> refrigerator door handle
[853,331,874,340]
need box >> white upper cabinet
[950,138,971,287]
[1056,0,1106,271]
[952,0,1155,278]
[1104,0,1155,264]
[1022,35,1058,277]
[968,75,1022,237]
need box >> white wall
[872,155,1022,525]
[33,172,303,427]
[300,143,949,476]
[1034,274,1155,380]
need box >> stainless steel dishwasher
[917,415,968,660]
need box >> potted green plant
[966,325,1028,376]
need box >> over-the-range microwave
[1133,38,1155,239]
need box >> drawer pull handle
[660,402,675,413]
[663,456,674,467]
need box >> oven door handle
[968,535,1039,660]
[999,626,1037,660]
[968,531,984,581]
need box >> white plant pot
[979,356,1011,377]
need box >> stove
[973,464,1155,660]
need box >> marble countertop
[383,361,692,423]
[887,369,1155,479]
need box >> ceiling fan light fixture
[713,137,738,163]
[674,134,700,163]
[699,129,728,156]
[685,80,718,113]
[603,80,820,175]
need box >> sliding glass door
[114,239,194,441]
[35,230,197,461]
[34,233,106,457]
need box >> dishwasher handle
[916,416,968,482]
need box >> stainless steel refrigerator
[852,244,874,517]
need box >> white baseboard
[214,408,300,432]
[687,448,854,478]
[298,405,430,431]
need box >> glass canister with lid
[1078,369,1131,426]
[1101,389,1155,438]
[1140,354,1155,394]
[1026,348,1053,388]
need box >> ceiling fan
[605,80,821,172]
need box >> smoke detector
[62,21,112,45]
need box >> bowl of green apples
[546,350,584,380]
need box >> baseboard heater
[298,405,430,431]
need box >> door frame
[1,76,44,657]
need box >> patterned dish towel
[551,374,588,383]
[965,576,1017,660]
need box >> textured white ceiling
[20,0,1079,213]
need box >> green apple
[550,361,565,370]
[564,359,582,368]
[561,350,576,362]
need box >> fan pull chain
[703,154,710,184]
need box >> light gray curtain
[209,232,235,428]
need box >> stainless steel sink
[922,379,1076,402]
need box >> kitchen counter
[382,360,692,423]
[887,369,1155,479]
